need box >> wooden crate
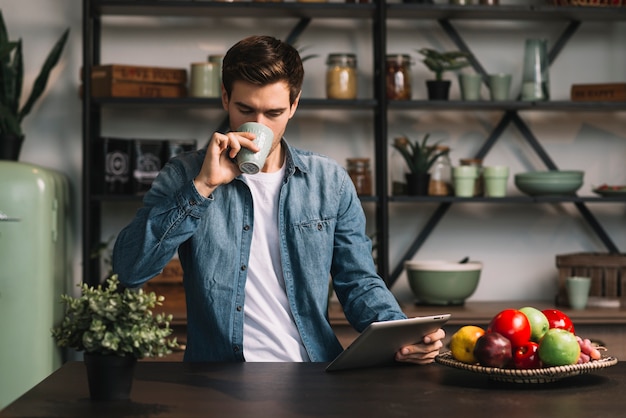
[556,253,626,306]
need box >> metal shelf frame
[83,1,626,288]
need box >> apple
[519,306,549,342]
[473,332,513,368]
[487,309,531,348]
[541,309,575,334]
[538,328,581,367]
[513,341,542,369]
[450,325,485,364]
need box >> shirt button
[236,306,242,312]
[317,223,323,231]
[233,345,240,352]
[243,225,250,231]
[189,199,197,206]
[241,265,247,271]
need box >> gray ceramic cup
[459,73,482,101]
[488,73,512,101]
[235,122,274,174]
[566,276,592,310]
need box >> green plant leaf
[18,28,69,122]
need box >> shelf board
[90,97,377,110]
[93,0,376,19]
[387,4,626,22]
[388,100,626,111]
[390,195,626,203]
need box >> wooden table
[1,360,624,417]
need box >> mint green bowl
[514,172,583,196]
[405,260,482,306]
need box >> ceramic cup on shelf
[189,62,219,98]
[235,122,274,175]
[566,276,592,310]
[452,166,478,197]
[483,165,509,197]
[488,73,512,101]
[459,73,482,101]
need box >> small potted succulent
[417,48,472,100]
[51,275,179,401]
[392,133,448,195]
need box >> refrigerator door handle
[0,210,20,222]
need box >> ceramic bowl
[514,170,584,196]
[404,260,482,305]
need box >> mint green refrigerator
[0,161,69,409]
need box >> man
[112,35,444,363]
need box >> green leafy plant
[51,275,179,359]
[417,48,472,81]
[0,10,69,138]
[392,133,448,175]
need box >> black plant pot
[83,353,137,401]
[405,173,431,196]
[426,80,451,101]
[0,134,25,161]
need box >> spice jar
[459,158,484,196]
[386,54,412,100]
[326,53,357,100]
[428,146,452,196]
[347,158,372,196]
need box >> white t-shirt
[242,166,310,362]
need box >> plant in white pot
[0,10,69,160]
[51,275,179,401]
[417,48,472,100]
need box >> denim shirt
[112,140,406,362]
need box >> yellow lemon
[450,325,485,364]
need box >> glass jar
[347,158,372,196]
[428,146,452,196]
[459,158,484,197]
[386,54,412,100]
[326,53,357,100]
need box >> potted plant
[417,48,472,100]
[392,133,448,195]
[51,275,179,401]
[0,11,69,160]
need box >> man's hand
[193,130,259,197]
[395,328,446,365]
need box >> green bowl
[515,170,584,181]
[404,260,482,306]
[514,175,583,196]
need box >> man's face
[222,80,300,154]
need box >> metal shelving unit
[82,1,625,288]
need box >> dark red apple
[473,332,513,368]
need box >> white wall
[6,1,625,303]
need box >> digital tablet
[325,313,451,372]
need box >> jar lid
[327,53,357,66]
[460,158,483,165]
[386,54,412,64]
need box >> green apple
[519,306,549,342]
[538,328,581,367]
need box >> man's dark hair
[222,35,304,105]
